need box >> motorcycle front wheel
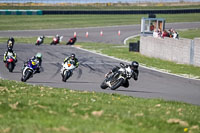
[22,70,32,82]
[8,63,14,72]
[100,79,108,89]
[62,70,72,82]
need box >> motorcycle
[100,63,132,90]
[50,36,63,45]
[60,62,76,82]
[35,36,45,46]
[66,37,77,45]
[5,56,16,72]
[21,60,38,82]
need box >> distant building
[141,17,165,35]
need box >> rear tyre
[110,78,124,90]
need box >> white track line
[73,46,200,81]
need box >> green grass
[1,13,200,30]
[178,28,200,39]
[78,42,200,79]
[0,79,200,133]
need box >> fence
[140,36,200,67]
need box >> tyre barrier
[0,10,42,15]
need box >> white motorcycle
[35,36,45,46]
[60,62,76,82]
[101,63,132,90]
[50,36,63,45]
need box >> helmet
[36,53,42,59]
[56,34,59,38]
[131,61,139,69]
[71,53,75,60]
[9,37,14,42]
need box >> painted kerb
[140,36,200,67]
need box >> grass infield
[1,13,200,30]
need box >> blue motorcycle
[21,60,38,82]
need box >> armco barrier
[0,10,42,15]
[140,36,200,67]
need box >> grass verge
[1,13,200,30]
[178,28,200,39]
[0,79,200,133]
[77,42,200,79]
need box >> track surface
[0,22,200,105]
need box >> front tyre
[8,63,14,72]
[22,71,32,82]
[100,80,108,89]
[50,42,54,45]
[62,70,72,82]
[110,78,124,90]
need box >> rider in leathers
[7,37,15,49]
[105,61,139,88]
[63,53,79,68]
[3,47,17,63]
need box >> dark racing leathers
[108,65,139,88]
[24,56,42,73]
[63,57,79,68]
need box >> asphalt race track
[0,22,200,105]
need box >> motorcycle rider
[3,47,17,63]
[24,53,42,73]
[7,37,15,49]
[36,35,45,44]
[105,61,139,88]
[63,53,79,68]
[56,34,60,42]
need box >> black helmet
[131,61,139,69]
[9,37,14,42]
[71,53,75,59]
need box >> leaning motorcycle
[35,36,44,46]
[100,63,132,90]
[60,62,76,82]
[5,56,16,72]
[50,36,63,45]
[21,60,37,82]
